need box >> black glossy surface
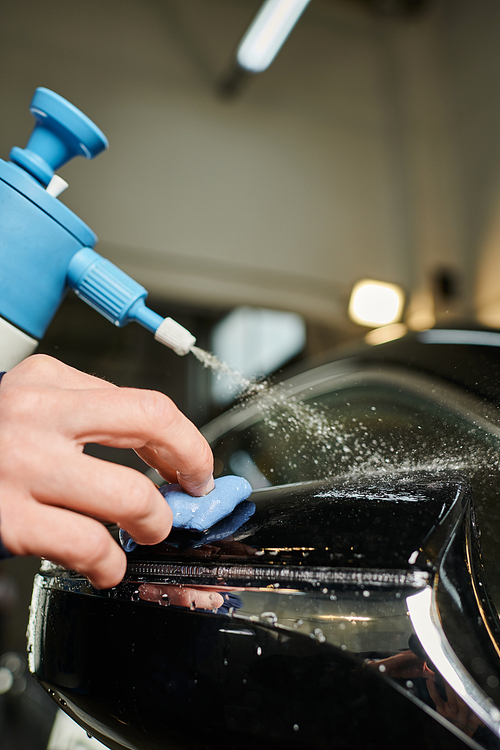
[29,472,497,750]
[132,473,468,572]
[33,591,478,750]
[345,327,500,408]
[433,504,500,711]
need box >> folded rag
[120,475,253,552]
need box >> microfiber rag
[120,475,253,552]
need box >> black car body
[28,326,500,749]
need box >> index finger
[1,354,116,391]
[426,677,445,712]
[64,387,214,496]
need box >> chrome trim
[35,561,429,593]
[124,563,429,590]
[465,530,500,661]
[418,330,500,348]
[407,587,500,736]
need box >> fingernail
[201,475,215,495]
[177,472,215,496]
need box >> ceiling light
[237,0,311,74]
[348,279,405,327]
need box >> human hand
[426,677,482,737]
[138,583,224,610]
[0,354,214,588]
[120,479,254,552]
[368,650,433,680]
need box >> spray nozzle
[67,247,196,356]
[9,88,108,187]
[154,318,196,356]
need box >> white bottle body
[0,315,38,370]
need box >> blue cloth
[120,475,253,552]
[160,499,256,550]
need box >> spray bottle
[0,87,196,371]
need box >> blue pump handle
[9,88,108,187]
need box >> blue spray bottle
[0,87,196,370]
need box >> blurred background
[1,0,500,744]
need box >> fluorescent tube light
[237,0,311,73]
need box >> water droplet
[293,724,299,732]
[261,612,278,626]
[256,646,262,656]
[378,664,386,672]
[363,590,370,598]
[311,628,326,643]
